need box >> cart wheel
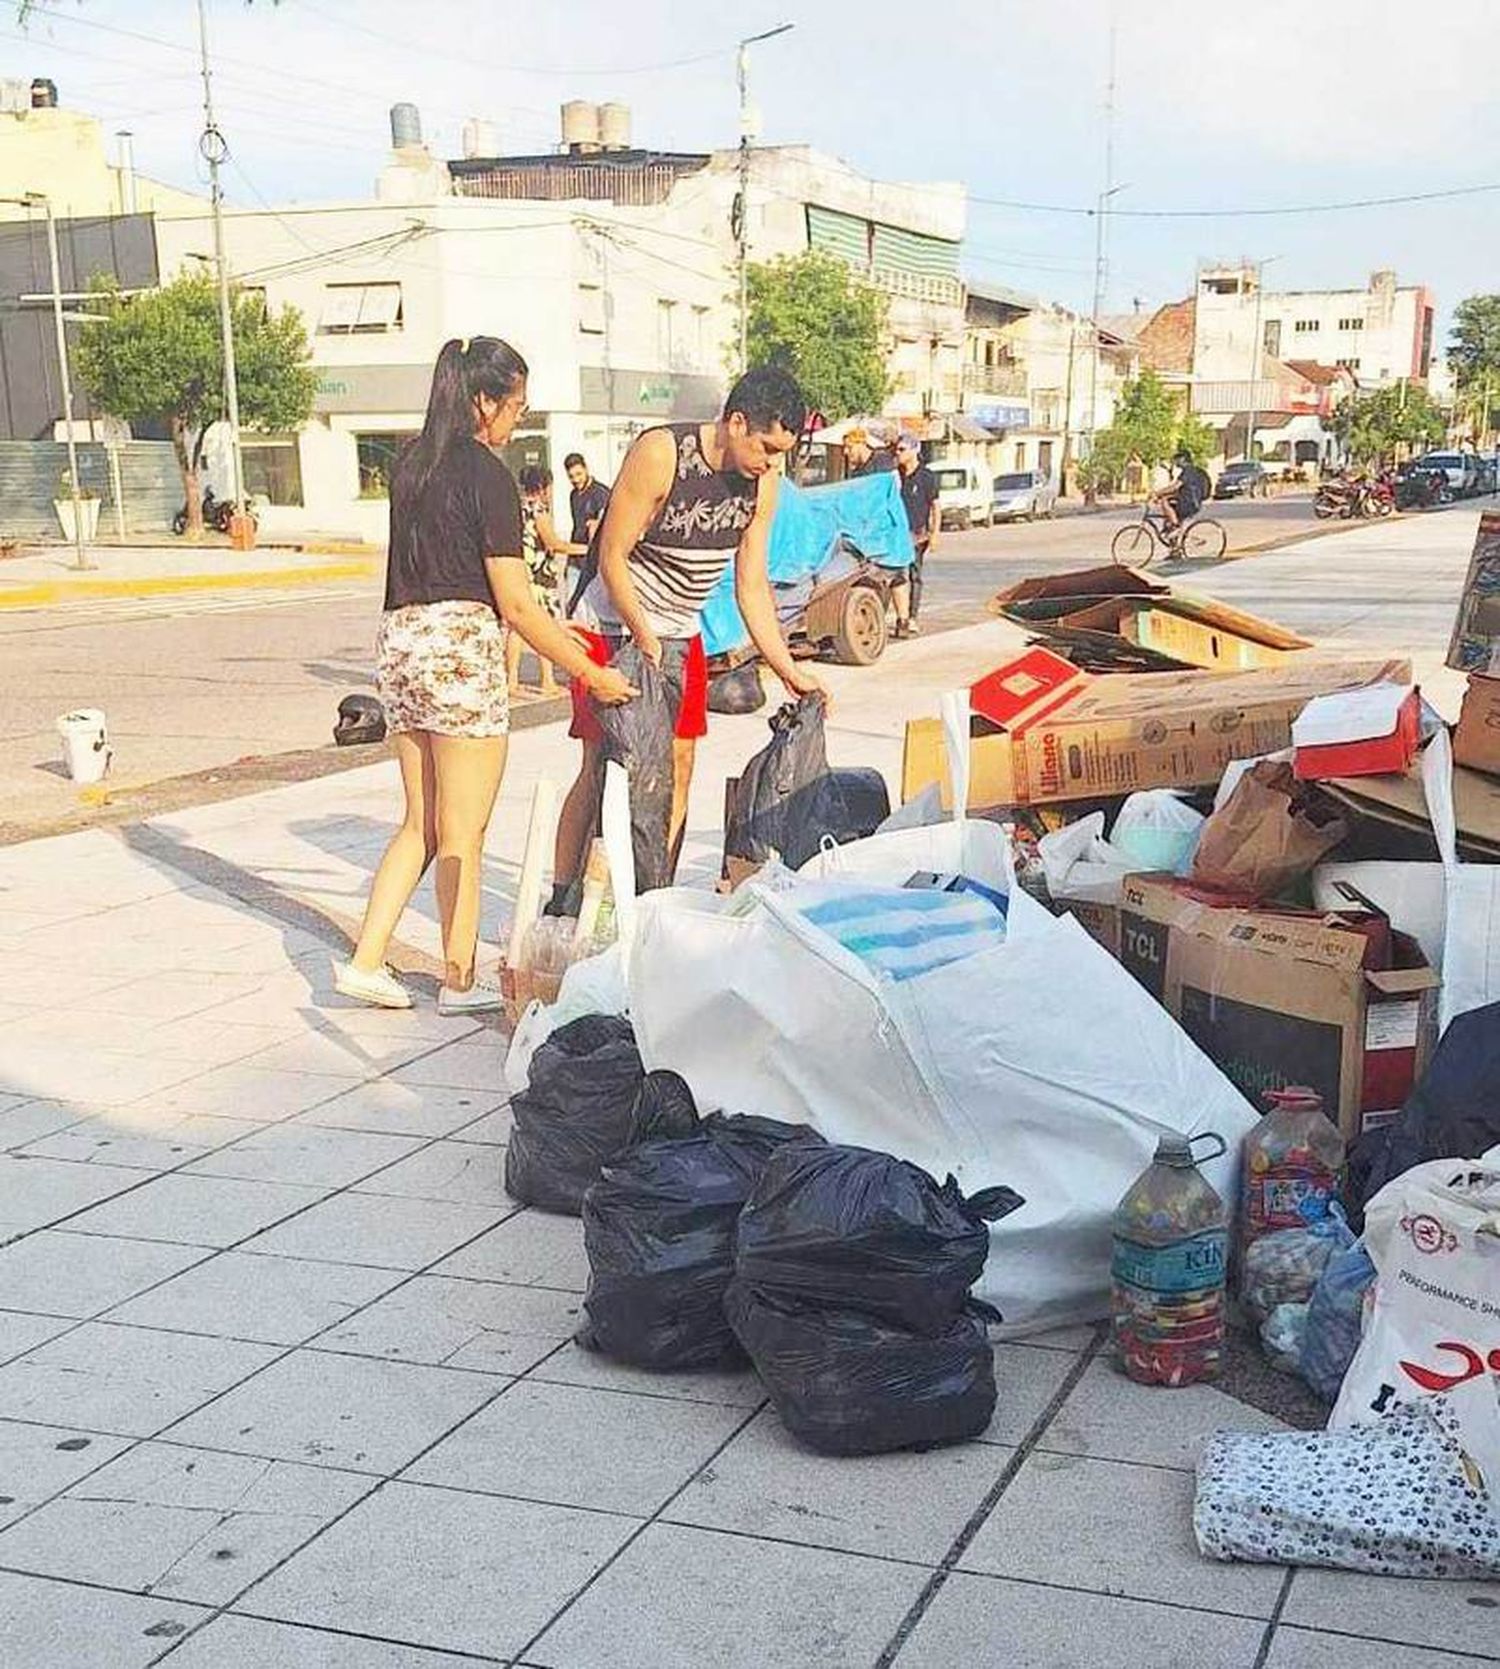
[1111,523,1157,567]
[830,585,888,665]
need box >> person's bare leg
[505,630,526,696]
[892,575,911,628]
[538,653,559,697]
[668,736,696,879]
[553,742,606,898]
[430,733,509,991]
[349,731,436,973]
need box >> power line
[969,180,1500,219]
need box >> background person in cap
[892,433,939,638]
[843,424,895,479]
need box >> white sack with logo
[1331,1147,1500,1429]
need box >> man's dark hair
[519,464,552,493]
[724,365,807,437]
[563,452,587,471]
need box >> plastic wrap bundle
[734,1142,1024,1336]
[579,1115,822,1370]
[1240,1209,1355,1325]
[724,1280,997,1456]
[1298,1237,1376,1404]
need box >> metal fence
[0,440,180,538]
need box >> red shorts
[568,629,709,743]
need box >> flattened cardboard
[1322,760,1500,862]
[1454,674,1500,778]
[1117,874,1439,1139]
[988,565,1165,609]
[1446,510,1500,674]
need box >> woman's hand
[586,662,639,706]
[780,662,830,710]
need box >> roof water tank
[390,102,422,148]
[0,79,29,115]
[29,78,57,110]
[461,117,499,160]
[561,100,601,153]
[599,102,632,151]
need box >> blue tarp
[699,474,915,656]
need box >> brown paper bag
[1191,760,1347,902]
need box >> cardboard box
[1453,673,1500,778]
[1446,509,1500,673]
[901,651,1413,810]
[1323,761,1500,863]
[1292,684,1421,780]
[1117,874,1440,1140]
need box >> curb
[0,557,382,611]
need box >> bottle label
[1247,1166,1336,1234]
[1112,1230,1226,1296]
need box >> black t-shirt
[1177,464,1210,515]
[899,464,940,540]
[568,479,611,547]
[383,439,523,612]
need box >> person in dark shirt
[843,426,896,479]
[564,452,611,547]
[337,337,634,1017]
[1156,449,1210,540]
[892,433,940,638]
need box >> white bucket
[56,708,111,785]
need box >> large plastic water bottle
[1240,1086,1345,1255]
[1111,1132,1228,1387]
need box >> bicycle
[1110,502,1227,567]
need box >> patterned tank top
[580,423,757,639]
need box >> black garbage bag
[725,697,856,871]
[628,1069,701,1145]
[593,643,685,894]
[734,1142,1024,1336]
[825,766,891,841]
[707,660,767,716]
[504,1014,647,1215]
[724,1280,997,1455]
[579,1114,822,1370]
[1345,999,1500,1227]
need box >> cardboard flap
[969,647,1087,729]
[988,564,1166,608]
[1366,965,1443,997]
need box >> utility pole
[1245,265,1265,464]
[197,0,245,517]
[735,23,793,374]
[1084,18,1119,488]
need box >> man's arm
[925,478,941,550]
[735,470,827,702]
[596,431,675,662]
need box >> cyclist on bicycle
[1154,450,1210,543]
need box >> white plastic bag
[1037,813,1135,906]
[502,943,628,1096]
[1422,730,1500,1032]
[1331,1149,1500,1429]
[1110,790,1205,876]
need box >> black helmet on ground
[333,694,387,747]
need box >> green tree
[745,250,889,420]
[1080,370,1204,493]
[1174,411,1218,467]
[1330,382,1446,467]
[75,272,316,535]
[1449,295,1500,441]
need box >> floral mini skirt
[375,601,510,738]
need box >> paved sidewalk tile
[668,1407,1008,1563]
[406,1379,747,1516]
[0,1442,372,1605]
[1266,1629,1497,1668]
[183,1123,424,1189]
[0,1155,148,1238]
[1,1099,93,1150]
[239,1029,438,1081]
[141,1063,356,1123]
[1039,1360,1286,1471]
[164,1347,503,1473]
[435,1208,589,1291]
[528,1519,930,1669]
[66,1172,326,1248]
[385,1042,505,1094]
[528,1341,765,1408]
[0,1049,204,1109]
[0,1310,72,1366]
[351,1140,508,1206]
[447,1103,514,1146]
[162,1615,502,1667]
[958,1451,1285,1617]
[318,1273,579,1373]
[0,1420,133,1529]
[86,969,270,1023]
[297,1079,503,1140]
[0,1322,277,1436]
[983,1343,1085,1446]
[246,1480,635,1661]
[1281,1571,1500,1660]
[0,1230,207,1319]
[106,1250,404,1345]
[894,1572,1269,1668]
[242,1191,503,1270]
[19,1110,265,1171]
[0,1569,207,1669]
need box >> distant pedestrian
[565,452,611,548]
[843,425,896,479]
[892,433,939,638]
[506,465,573,698]
[336,337,635,1015]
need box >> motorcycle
[1395,468,1446,511]
[1314,477,1359,520]
[172,487,256,537]
[1367,472,1396,517]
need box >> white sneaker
[437,977,504,1017]
[333,960,413,1010]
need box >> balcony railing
[963,363,1027,397]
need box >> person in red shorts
[550,367,826,904]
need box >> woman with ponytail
[336,336,635,1014]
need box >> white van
[930,459,994,529]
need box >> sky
[8,0,1500,336]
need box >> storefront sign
[971,400,1031,432]
[581,366,723,419]
[314,363,434,415]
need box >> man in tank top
[551,366,825,902]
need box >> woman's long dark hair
[396,336,528,503]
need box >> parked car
[1413,452,1481,498]
[1213,460,1272,500]
[931,460,994,529]
[990,469,1058,522]
[1475,455,1498,496]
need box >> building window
[1336,357,1361,372]
[1262,320,1282,358]
[1337,317,1364,332]
[1014,442,1027,470]
[692,305,712,371]
[656,299,676,367]
[318,282,403,334]
[578,284,605,335]
[355,431,418,498]
[1293,319,1319,334]
[241,437,303,506]
[1038,440,1054,477]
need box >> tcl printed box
[1453,673,1500,778]
[901,650,1412,810]
[1117,875,1439,1141]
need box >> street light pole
[735,23,793,374]
[1083,17,1118,483]
[197,0,245,517]
[1244,256,1280,464]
